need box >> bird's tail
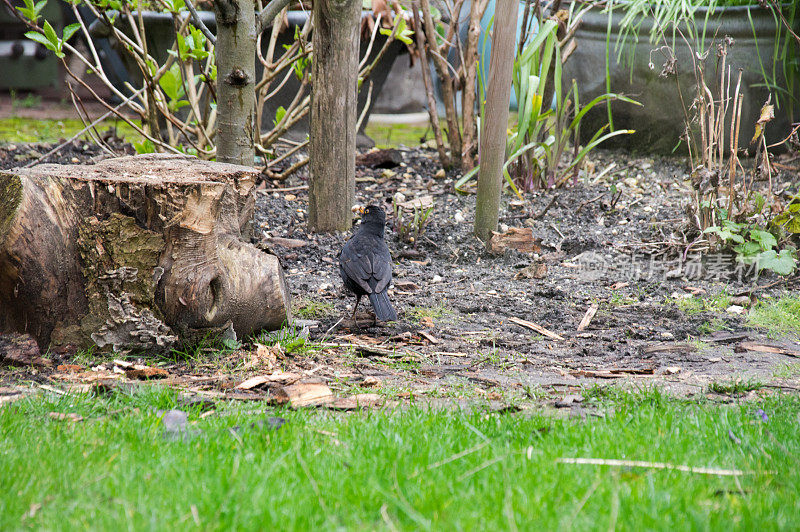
[369,291,397,322]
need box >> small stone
[730,296,751,307]
[726,305,745,315]
[285,194,296,201]
[499,223,509,233]
[660,331,675,340]
[434,168,446,179]
[664,366,681,375]
[393,192,406,204]
[362,376,381,387]
[432,274,443,283]
[454,211,466,223]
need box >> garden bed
[1,134,798,406]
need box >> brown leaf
[270,382,333,408]
[751,101,775,144]
[514,262,548,279]
[125,366,169,380]
[488,227,542,254]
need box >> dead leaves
[487,227,542,254]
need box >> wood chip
[434,351,468,357]
[328,393,383,410]
[488,227,542,254]
[514,262,548,280]
[508,316,564,340]
[394,280,419,291]
[235,372,302,390]
[125,366,169,380]
[736,342,800,358]
[270,382,333,407]
[577,304,599,332]
[418,330,440,344]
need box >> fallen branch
[508,316,564,340]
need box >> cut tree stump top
[12,153,259,186]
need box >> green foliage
[379,14,414,46]
[704,219,797,276]
[392,199,433,244]
[772,193,800,234]
[708,379,764,395]
[15,0,47,24]
[456,17,638,193]
[24,20,79,59]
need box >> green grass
[773,363,800,380]
[674,292,732,315]
[364,121,430,149]
[708,380,765,395]
[293,298,336,320]
[1,387,799,529]
[747,296,800,338]
[0,117,140,144]
[405,303,452,325]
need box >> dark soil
[2,141,799,406]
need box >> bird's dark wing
[340,235,392,295]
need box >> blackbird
[339,204,397,322]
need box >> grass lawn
[1,387,798,530]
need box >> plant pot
[0,1,61,90]
[93,10,403,148]
[563,3,799,154]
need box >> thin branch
[185,0,217,44]
[258,0,294,31]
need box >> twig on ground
[556,457,751,476]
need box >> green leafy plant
[704,218,797,276]
[392,198,433,244]
[457,14,638,193]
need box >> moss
[0,173,23,245]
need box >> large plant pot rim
[571,1,797,37]
[127,9,377,26]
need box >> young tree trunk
[474,0,518,243]
[214,0,257,166]
[461,0,488,171]
[0,154,291,352]
[308,0,360,232]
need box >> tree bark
[474,0,518,243]
[0,154,290,352]
[308,0,361,232]
[215,0,257,166]
[461,0,488,171]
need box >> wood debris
[270,382,333,407]
[487,227,542,254]
[329,393,383,410]
[577,304,599,332]
[736,342,800,358]
[643,343,697,354]
[235,372,302,390]
[0,333,51,368]
[508,316,564,340]
[514,262,548,279]
[125,366,169,380]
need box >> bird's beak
[351,205,365,215]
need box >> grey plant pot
[95,11,403,148]
[563,3,799,154]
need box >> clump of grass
[773,363,800,380]
[293,298,336,320]
[747,296,800,338]
[406,303,452,325]
[674,292,732,315]
[697,317,731,335]
[709,379,764,395]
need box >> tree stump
[0,153,291,352]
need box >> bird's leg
[351,295,361,325]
